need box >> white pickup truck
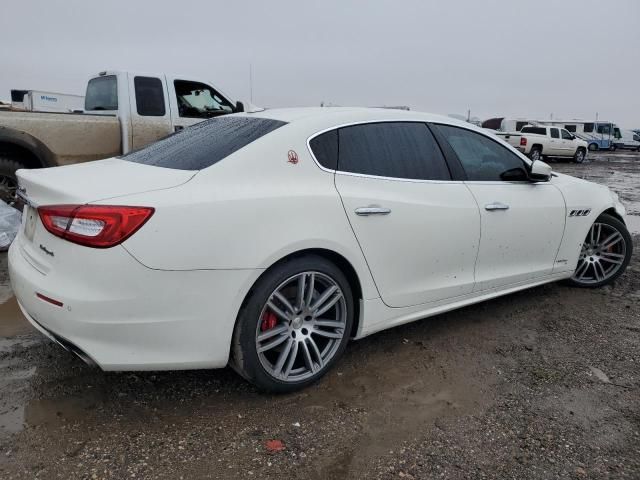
[497,125,588,163]
[0,70,249,203]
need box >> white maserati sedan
[9,108,632,392]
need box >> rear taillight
[38,205,154,248]
[520,137,527,146]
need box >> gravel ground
[0,151,639,479]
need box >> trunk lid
[17,158,196,206]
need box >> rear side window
[583,123,594,133]
[520,126,547,136]
[134,76,166,116]
[122,116,287,170]
[85,75,118,111]
[309,130,338,170]
[337,122,450,180]
[550,128,559,139]
[565,125,577,132]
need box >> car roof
[239,107,474,134]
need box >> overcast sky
[2,0,639,127]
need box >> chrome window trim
[305,119,534,185]
[305,119,459,184]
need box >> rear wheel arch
[0,128,55,169]
[237,248,363,340]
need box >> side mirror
[234,101,245,113]
[529,160,552,182]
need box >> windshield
[121,116,287,170]
[85,75,118,111]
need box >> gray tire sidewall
[231,255,354,392]
[574,149,585,163]
[567,213,633,288]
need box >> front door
[432,123,566,291]
[168,79,235,132]
[325,121,480,307]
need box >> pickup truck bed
[0,110,120,166]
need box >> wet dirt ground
[0,151,639,479]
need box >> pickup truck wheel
[529,148,542,161]
[574,149,586,164]
[588,143,599,151]
[0,157,24,206]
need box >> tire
[574,148,586,164]
[529,147,542,161]
[231,255,354,392]
[610,145,617,152]
[567,213,633,288]
[588,143,599,151]
[0,157,26,206]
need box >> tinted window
[561,129,573,140]
[85,75,118,110]
[122,116,286,170]
[583,123,594,133]
[309,130,338,170]
[134,76,165,116]
[174,80,234,118]
[515,121,528,131]
[520,126,547,136]
[597,124,611,135]
[550,128,560,139]
[434,124,527,182]
[565,125,577,132]
[337,122,450,180]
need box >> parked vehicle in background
[498,125,588,163]
[481,117,533,132]
[9,108,632,392]
[613,129,640,151]
[538,120,620,151]
[0,70,248,204]
[10,89,84,113]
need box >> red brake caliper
[261,311,278,331]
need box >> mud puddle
[0,296,31,338]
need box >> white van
[613,129,640,151]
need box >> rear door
[432,124,565,291]
[328,122,480,307]
[127,74,172,150]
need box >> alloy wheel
[572,222,627,284]
[255,271,347,382]
[530,149,541,161]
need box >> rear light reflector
[36,292,64,307]
[520,137,527,146]
[38,205,154,248]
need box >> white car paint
[8,107,627,372]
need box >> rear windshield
[85,75,118,111]
[520,126,547,136]
[122,116,287,170]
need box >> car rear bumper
[8,237,261,371]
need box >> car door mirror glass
[529,160,552,182]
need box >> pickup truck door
[560,129,575,154]
[166,77,235,132]
[432,123,565,291]
[548,128,562,155]
[127,74,173,150]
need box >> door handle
[355,206,391,216]
[485,202,510,211]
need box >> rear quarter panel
[104,126,380,300]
